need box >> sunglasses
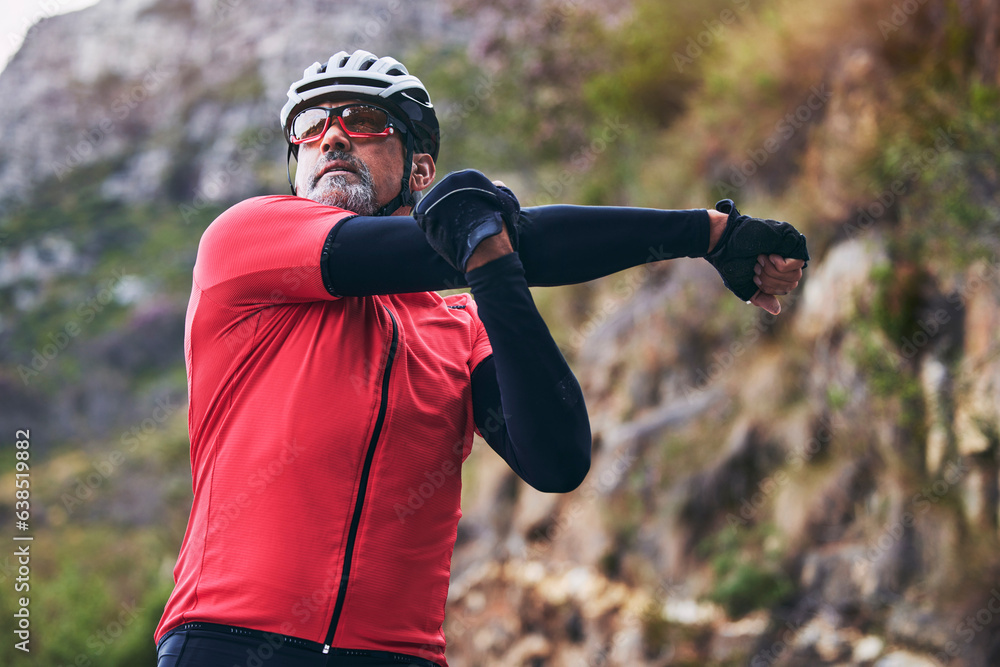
[289,104,404,145]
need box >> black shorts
[155,623,439,667]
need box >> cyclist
[154,50,807,667]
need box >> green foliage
[0,526,170,666]
[0,159,208,400]
[3,0,999,658]
[214,65,267,103]
[869,259,922,349]
[640,607,673,658]
[585,0,750,124]
[702,524,794,618]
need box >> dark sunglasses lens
[341,106,389,134]
[291,108,329,142]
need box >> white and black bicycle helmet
[281,50,440,215]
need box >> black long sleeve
[326,205,710,296]
[465,253,591,492]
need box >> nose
[320,117,352,153]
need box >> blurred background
[1,0,999,664]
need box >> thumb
[750,290,781,315]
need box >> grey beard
[304,158,379,215]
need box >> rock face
[3,1,1000,666]
[0,0,462,206]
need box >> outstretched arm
[325,201,803,312]
[325,203,716,292]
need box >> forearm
[467,253,591,492]
[325,205,712,296]
[517,205,711,285]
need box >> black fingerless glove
[705,199,810,302]
[414,169,520,272]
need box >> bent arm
[325,205,711,296]
[466,253,591,492]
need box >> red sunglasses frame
[289,104,400,145]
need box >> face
[293,99,433,215]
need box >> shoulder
[201,196,352,245]
[209,195,349,230]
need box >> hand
[704,199,809,311]
[414,169,521,272]
[749,254,805,314]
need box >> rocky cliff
[1,0,999,665]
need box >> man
[154,50,807,666]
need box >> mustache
[311,151,368,187]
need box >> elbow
[526,433,592,494]
[560,455,591,493]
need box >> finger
[754,275,798,295]
[768,255,805,271]
[758,263,801,283]
[754,262,799,286]
[750,290,781,315]
[492,180,507,188]
[755,277,798,294]
[760,260,803,282]
[761,263,803,278]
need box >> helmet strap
[375,132,415,217]
[286,143,298,195]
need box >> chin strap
[374,132,416,217]
[286,143,298,195]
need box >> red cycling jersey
[154,195,493,666]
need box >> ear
[408,153,436,193]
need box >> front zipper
[323,305,398,653]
